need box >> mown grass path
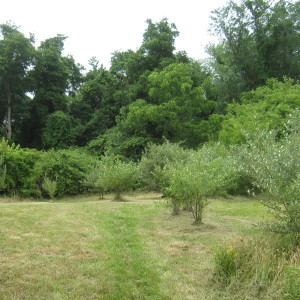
[0,193,270,299]
[99,205,166,299]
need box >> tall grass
[212,236,300,299]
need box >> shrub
[84,164,105,198]
[42,176,57,200]
[0,155,6,191]
[96,156,139,201]
[224,145,258,196]
[240,112,300,238]
[139,141,189,191]
[0,139,41,197]
[36,149,96,197]
[164,143,235,223]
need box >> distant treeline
[0,0,299,159]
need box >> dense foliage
[1,4,299,298]
[163,144,234,223]
[1,0,298,155]
[239,113,300,236]
[0,0,299,236]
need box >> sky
[0,0,228,70]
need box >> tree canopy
[1,1,299,156]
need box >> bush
[240,112,300,238]
[224,145,258,196]
[42,176,57,200]
[84,164,105,197]
[0,155,6,191]
[139,141,189,191]
[163,143,235,223]
[0,139,41,197]
[96,156,139,201]
[36,149,97,197]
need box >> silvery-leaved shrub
[241,111,300,238]
[139,141,189,191]
[164,143,235,223]
[96,156,139,201]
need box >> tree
[20,35,83,148]
[109,18,184,105]
[140,18,179,71]
[218,78,300,145]
[42,111,75,149]
[96,62,216,159]
[208,0,300,103]
[70,65,124,146]
[0,23,35,140]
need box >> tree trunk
[5,87,12,140]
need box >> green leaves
[209,0,300,101]
[239,113,300,236]
[90,156,139,201]
[0,155,6,191]
[163,143,235,223]
[218,78,300,145]
[0,22,35,140]
[42,176,57,200]
[42,111,75,149]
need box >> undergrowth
[212,236,300,299]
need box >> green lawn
[0,193,271,299]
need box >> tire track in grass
[101,204,167,300]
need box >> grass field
[0,193,280,299]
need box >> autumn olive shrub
[90,156,139,201]
[84,163,105,198]
[164,144,235,223]
[241,113,300,238]
[139,141,189,191]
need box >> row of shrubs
[0,112,300,236]
[0,138,251,200]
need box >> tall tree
[140,18,179,71]
[109,18,183,103]
[208,0,300,103]
[98,62,216,159]
[20,35,83,148]
[0,23,35,140]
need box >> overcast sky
[1,0,229,70]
